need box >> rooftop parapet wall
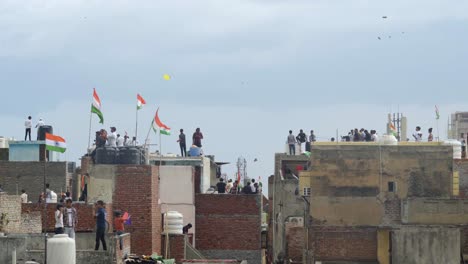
[402,198,468,225]
[195,194,262,264]
[300,144,453,199]
[0,161,68,201]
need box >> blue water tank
[189,146,201,156]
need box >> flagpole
[135,107,139,142]
[159,131,162,170]
[43,147,48,264]
[88,105,93,149]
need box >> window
[388,182,396,192]
[303,187,311,196]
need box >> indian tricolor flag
[91,88,104,124]
[45,133,67,153]
[389,123,397,137]
[137,94,146,110]
[152,108,171,135]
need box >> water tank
[119,146,142,164]
[443,140,462,159]
[189,146,202,157]
[379,135,398,145]
[95,147,119,164]
[37,126,53,141]
[47,234,76,264]
[164,211,183,235]
[0,137,6,148]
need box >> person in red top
[114,211,129,250]
[192,128,204,148]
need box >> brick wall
[0,193,21,232]
[311,226,378,262]
[195,166,201,194]
[195,194,262,264]
[286,226,304,262]
[22,202,99,232]
[0,193,42,234]
[162,234,186,262]
[455,159,468,198]
[113,165,161,256]
[382,197,401,225]
[0,161,68,201]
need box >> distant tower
[448,112,468,140]
[237,157,248,186]
[387,113,407,141]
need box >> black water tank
[119,147,141,164]
[95,147,119,164]
[37,126,53,140]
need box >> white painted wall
[159,166,196,243]
[201,157,211,193]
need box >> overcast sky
[1,0,467,185]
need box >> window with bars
[303,187,311,196]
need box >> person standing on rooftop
[178,129,187,157]
[20,189,28,203]
[107,127,117,147]
[428,128,434,142]
[296,129,307,153]
[24,116,32,141]
[94,200,107,251]
[192,128,203,148]
[35,118,45,140]
[309,130,316,143]
[63,199,78,239]
[216,178,226,194]
[413,126,423,142]
[287,130,296,155]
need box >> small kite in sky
[163,74,171,81]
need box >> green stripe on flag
[46,145,66,153]
[91,105,104,124]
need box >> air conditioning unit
[288,217,304,227]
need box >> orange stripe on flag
[45,133,66,143]
[93,88,101,106]
[137,94,146,104]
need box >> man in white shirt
[35,118,44,128]
[55,204,64,234]
[24,116,32,141]
[413,126,423,142]
[371,130,379,142]
[250,179,257,193]
[20,189,28,203]
[116,134,125,147]
[63,199,78,239]
[107,127,117,147]
[35,118,45,140]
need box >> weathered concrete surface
[87,164,116,204]
[311,197,383,226]
[392,227,460,264]
[269,154,309,262]
[299,145,453,226]
[402,198,468,224]
[301,144,453,199]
